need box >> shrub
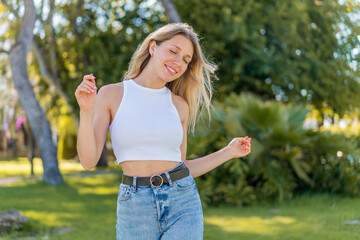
[189,93,360,206]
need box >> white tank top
[109,79,183,164]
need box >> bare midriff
[119,160,181,177]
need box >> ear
[149,40,156,56]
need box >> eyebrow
[171,45,193,60]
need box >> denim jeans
[116,162,203,240]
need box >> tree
[175,0,360,121]
[160,0,181,23]
[2,0,62,184]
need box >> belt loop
[164,172,173,186]
[132,176,137,192]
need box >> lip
[165,64,177,75]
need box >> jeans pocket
[173,175,196,191]
[118,184,133,202]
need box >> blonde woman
[75,23,251,240]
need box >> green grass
[1,159,360,239]
[0,157,118,178]
[204,195,360,240]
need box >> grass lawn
[0,157,114,178]
[1,158,360,239]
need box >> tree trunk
[28,134,35,176]
[8,0,62,185]
[160,0,181,23]
[23,119,35,176]
[31,42,79,129]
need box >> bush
[189,93,360,206]
[57,115,77,160]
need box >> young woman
[75,23,251,240]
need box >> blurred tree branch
[0,0,19,19]
[160,0,181,23]
[0,49,9,54]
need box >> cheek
[157,50,172,62]
[180,66,188,76]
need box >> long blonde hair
[123,23,217,134]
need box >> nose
[172,54,182,65]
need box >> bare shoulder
[171,93,189,124]
[97,82,124,123]
[97,82,123,96]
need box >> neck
[133,62,166,89]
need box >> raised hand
[74,74,97,111]
[226,136,251,158]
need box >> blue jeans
[116,162,204,240]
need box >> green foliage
[52,0,167,113]
[302,131,360,196]
[189,93,360,206]
[176,0,360,117]
[57,115,77,160]
[0,217,56,239]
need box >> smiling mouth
[165,64,177,74]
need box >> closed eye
[170,49,189,64]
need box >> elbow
[82,164,94,170]
[79,156,96,170]
[80,162,94,170]
[77,148,98,170]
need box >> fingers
[240,136,251,146]
[83,73,96,84]
[241,142,251,155]
[239,136,251,153]
[244,136,251,143]
[76,74,97,94]
[82,80,97,92]
[76,85,96,94]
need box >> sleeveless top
[109,79,183,165]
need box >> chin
[160,75,177,83]
[169,77,179,83]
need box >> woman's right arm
[75,74,111,170]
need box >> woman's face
[149,35,194,82]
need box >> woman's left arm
[184,138,250,178]
[177,96,251,178]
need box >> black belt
[122,162,189,187]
